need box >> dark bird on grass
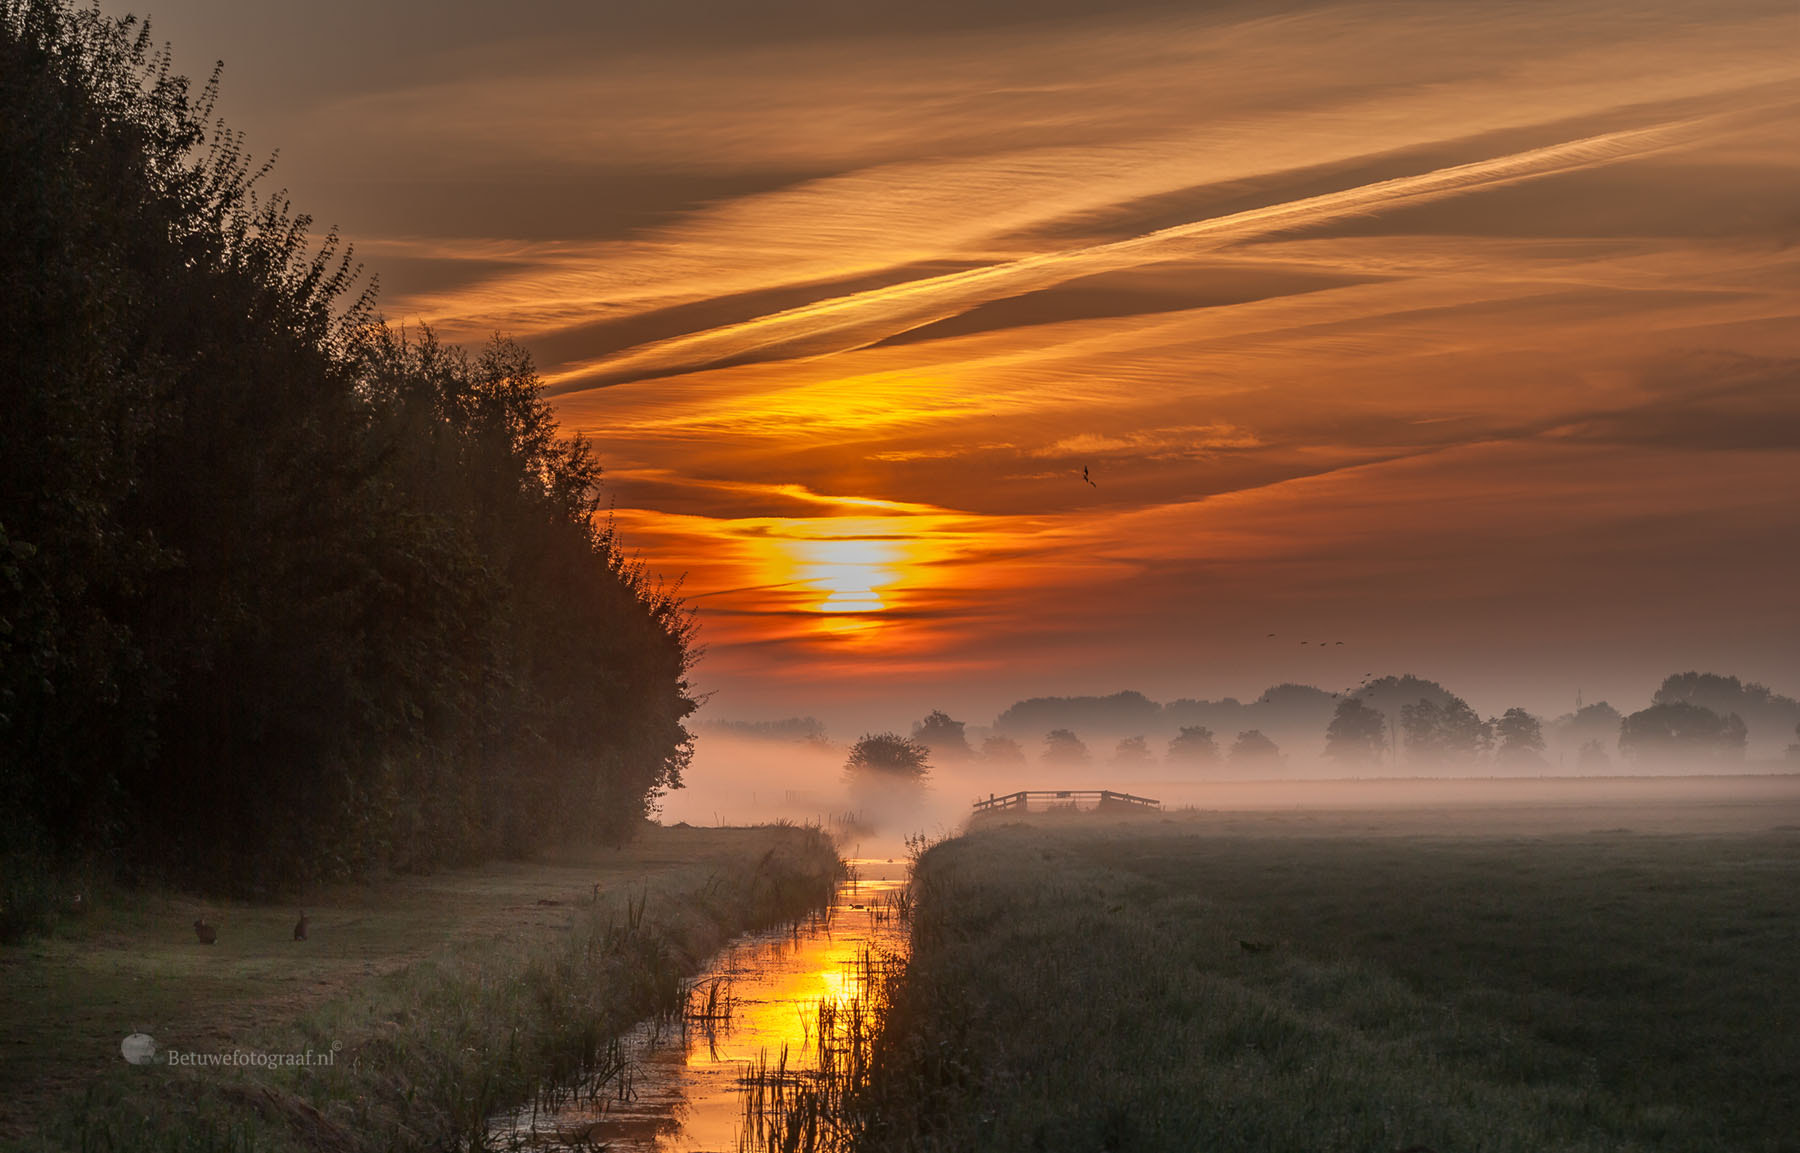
[1238,939,1273,954]
[1082,466,1097,488]
[194,919,217,945]
[293,911,308,941]
[1266,632,1276,637]
[535,898,563,907]
[1335,640,1345,645]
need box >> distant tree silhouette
[1112,736,1153,767]
[1652,672,1800,756]
[1324,699,1387,766]
[1166,725,1220,766]
[1493,708,1547,769]
[995,691,1160,739]
[1577,739,1613,772]
[1547,700,1623,767]
[981,735,1026,764]
[1042,729,1091,766]
[1229,730,1282,769]
[1400,695,1491,767]
[1788,722,1800,763]
[912,710,972,760]
[1354,674,1459,763]
[703,717,829,746]
[845,732,930,780]
[1619,703,1747,766]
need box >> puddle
[492,856,909,1151]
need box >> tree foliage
[1493,708,1547,768]
[1400,695,1491,767]
[1619,703,1747,766]
[1166,725,1219,765]
[980,735,1026,764]
[845,732,930,780]
[1041,728,1091,766]
[1652,672,1800,755]
[911,709,971,760]
[1229,729,1281,767]
[0,1,694,891]
[1112,736,1152,766]
[1324,699,1388,765]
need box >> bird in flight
[1082,466,1097,488]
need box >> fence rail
[971,789,1161,814]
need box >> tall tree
[912,710,972,760]
[1493,708,1547,769]
[1324,699,1388,766]
[1400,696,1491,767]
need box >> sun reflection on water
[494,860,912,1151]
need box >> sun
[795,536,898,616]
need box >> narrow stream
[492,855,909,1151]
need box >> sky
[116,0,1800,735]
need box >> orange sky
[121,0,1800,731]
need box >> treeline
[925,672,1800,774]
[0,1,695,898]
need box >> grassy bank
[0,823,840,1151]
[847,805,1799,1153]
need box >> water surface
[495,855,908,1151]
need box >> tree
[1112,736,1153,767]
[1493,708,1547,769]
[981,735,1026,764]
[1400,696,1491,767]
[1229,730,1281,769]
[1577,739,1612,772]
[1788,722,1800,763]
[1166,725,1219,766]
[1619,703,1747,766]
[0,2,698,894]
[911,710,972,760]
[1548,701,1623,765]
[845,732,930,780]
[1042,729,1090,766]
[1324,699,1387,765]
[1652,672,1800,756]
[995,691,1160,739]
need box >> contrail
[543,114,1725,392]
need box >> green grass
[0,823,841,1152]
[849,808,1800,1153]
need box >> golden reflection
[685,874,905,1070]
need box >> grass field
[848,799,1800,1153]
[0,822,840,1151]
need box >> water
[492,855,909,1152]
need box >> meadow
[0,823,839,1152]
[844,798,1800,1153]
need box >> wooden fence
[971,789,1161,815]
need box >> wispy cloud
[138,0,1800,716]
